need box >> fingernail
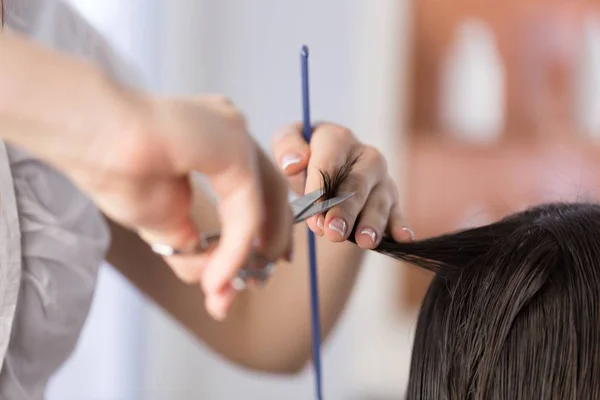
[360,227,377,244]
[328,218,347,238]
[281,153,303,171]
[317,215,324,229]
[401,226,415,241]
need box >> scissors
[151,189,354,287]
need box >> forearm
[108,183,364,373]
[237,227,363,372]
[0,32,134,172]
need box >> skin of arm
[0,30,369,374]
[0,32,136,174]
[107,180,364,374]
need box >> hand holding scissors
[151,188,354,287]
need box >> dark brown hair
[324,158,600,399]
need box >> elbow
[253,355,309,376]
[271,355,309,376]
[237,348,311,376]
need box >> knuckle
[213,94,234,105]
[362,145,387,173]
[271,125,296,149]
[367,193,392,216]
[203,94,233,107]
[345,172,370,196]
[330,126,354,141]
[227,110,247,131]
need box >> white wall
[48,1,414,399]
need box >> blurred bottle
[573,14,600,140]
[439,18,506,143]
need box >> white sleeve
[5,0,144,88]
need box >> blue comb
[300,45,324,400]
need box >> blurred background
[42,0,600,399]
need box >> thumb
[201,161,265,294]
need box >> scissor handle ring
[150,232,275,290]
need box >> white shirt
[2,1,140,398]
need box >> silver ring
[231,262,276,291]
[150,231,220,257]
[150,237,276,290]
[150,242,203,257]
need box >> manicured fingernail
[281,153,303,171]
[317,215,324,229]
[328,218,347,238]
[401,226,415,241]
[360,227,377,244]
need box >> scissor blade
[294,192,355,223]
[290,188,325,217]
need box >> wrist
[62,70,155,189]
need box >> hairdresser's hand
[272,123,413,248]
[67,93,293,319]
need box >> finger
[136,177,197,243]
[318,148,387,242]
[165,254,210,284]
[271,123,310,193]
[137,177,212,283]
[287,174,306,196]
[254,144,294,262]
[202,165,264,294]
[303,125,357,234]
[388,203,415,242]
[204,284,237,321]
[353,182,395,249]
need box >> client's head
[322,160,600,400]
[402,203,600,400]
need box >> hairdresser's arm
[0,32,133,166]
[107,187,361,374]
[0,32,296,320]
[109,123,410,374]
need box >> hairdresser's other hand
[66,93,293,319]
[272,122,413,248]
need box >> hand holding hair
[272,122,414,249]
[316,150,600,398]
